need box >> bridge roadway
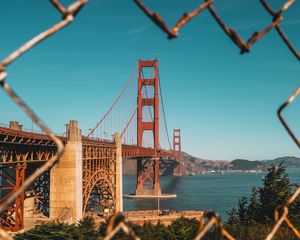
[0,126,175,164]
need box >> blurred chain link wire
[1,0,300,239]
[134,0,299,60]
[0,0,88,238]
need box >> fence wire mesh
[134,0,300,59]
[104,214,141,240]
[1,0,300,239]
[0,0,87,228]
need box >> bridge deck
[0,127,175,164]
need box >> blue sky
[1,0,300,160]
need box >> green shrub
[78,216,99,240]
[168,217,199,240]
[14,222,82,240]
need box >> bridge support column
[173,129,184,176]
[135,59,162,196]
[153,158,161,193]
[50,120,82,223]
[135,158,161,195]
[114,133,123,212]
[0,164,26,232]
[173,162,184,176]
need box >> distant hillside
[183,154,300,174]
[182,152,230,173]
[262,156,300,167]
[230,159,263,170]
[122,154,300,176]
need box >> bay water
[123,168,300,220]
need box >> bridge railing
[0,124,65,138]
[84,136,115,143]
[0,122,9,128]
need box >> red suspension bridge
[0,59,184,232]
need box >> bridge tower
[50,120,83,222]
[135,59,161,195]
[173,129,184,176]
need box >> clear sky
[1,0,300,161]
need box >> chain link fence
[134,0,299,60]
[0,0,87,233]
[1,0,300,239]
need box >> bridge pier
[114,133,123,212]
[50,120,82,223]
[173,162,185,176]
[0,163,26,231]
[134,59,163,197]
[135,158,161,195]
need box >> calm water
[123,168,300,220]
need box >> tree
[78,216,99,240]
[237,197,248,224]
[227,163,295,225]
[98,219,142,240]
[227,207,239,226]
[246,187,260,223]
[98,221,108,238]
[258,163,292,223]
[98,219,174,240]
[138,221,174,240]
[14,222,82,240]
[227,197,249,225]
[168,217,199,240]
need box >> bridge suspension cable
[158,69,172,151]
[121,63,173,151]
[120,77,148,139]
[88,59,173,150]
[87,63,138,139]
[120,61,157,148]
